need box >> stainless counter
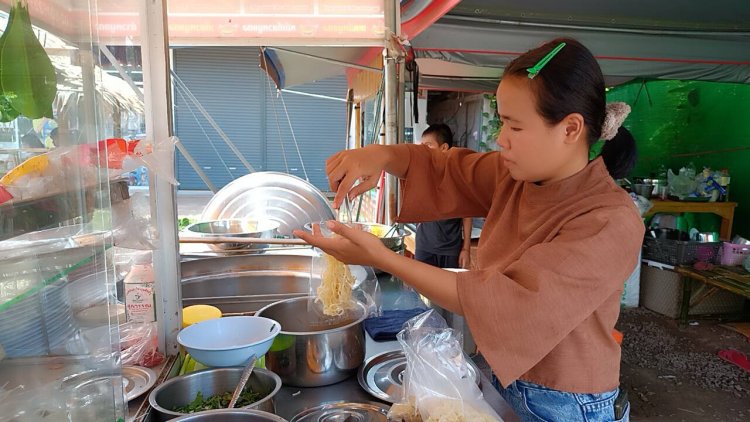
[134,265,518,421]
[272,331,519,421]
[271,274,519,421]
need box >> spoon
[228,355,257,408]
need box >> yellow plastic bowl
[182,305,222,328]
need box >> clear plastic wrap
[0,383,68,422]
[388,310,502,422]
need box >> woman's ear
[562,113,585,145]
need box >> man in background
[414,124,473,269]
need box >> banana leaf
[0,5,19,122]
[0,1,57,120]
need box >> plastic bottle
[124,251,156,323]
[719,169,731,202]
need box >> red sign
[2,0,385,41]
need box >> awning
[409,0,750,92]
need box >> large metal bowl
[256,297,366,388]
[172,409,287,421]
[148,367,281,421]
[185,219,280,250]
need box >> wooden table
[645,200,737,240]
[675,265,750,325]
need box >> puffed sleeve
[394,143,510,222]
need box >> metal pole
[141,0,181,357]
[382,0,401,225]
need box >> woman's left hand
[293,221,391,267]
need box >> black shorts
[415,250,460,269]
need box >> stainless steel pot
[172,409,288,422]
[148,367,281,421]
[255,297,366,387]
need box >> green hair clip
[527,42,566,79]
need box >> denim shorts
[492,375,630,422]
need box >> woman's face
[495,76,582,184]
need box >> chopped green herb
[173,389,266,413]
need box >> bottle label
[125,283,155,323]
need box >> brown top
[396,144,644,393]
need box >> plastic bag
[388,310,502,422]
[308,247,381,326]
[120,322,164,368]
[122,136,179,186]
[306,222,381,324]
[629,192,653,217]
[111,191,157,250]
[668,169,698,199]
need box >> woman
[296,38,643,421]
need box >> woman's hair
[422,123,454,148]
[503,38,637,178]
[601,127,638,179]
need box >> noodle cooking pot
[255,297,366,387]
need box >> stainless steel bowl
[352,222,410,252]
[633,183,654,198]
[303,222,410,252]
[185,219,280,251]
[172,409,287,421]
[255,297,366,388]
[148,367,281,421]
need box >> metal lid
[122,365,158,401]
[357,351,409,404]
[358,350,481,404]
[201,172,335,236]
[290,402,389,422]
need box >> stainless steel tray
[201,172,334,237]
[358,350,480,404]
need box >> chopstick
[178,236,308,245]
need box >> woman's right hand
[327,144,395,209]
